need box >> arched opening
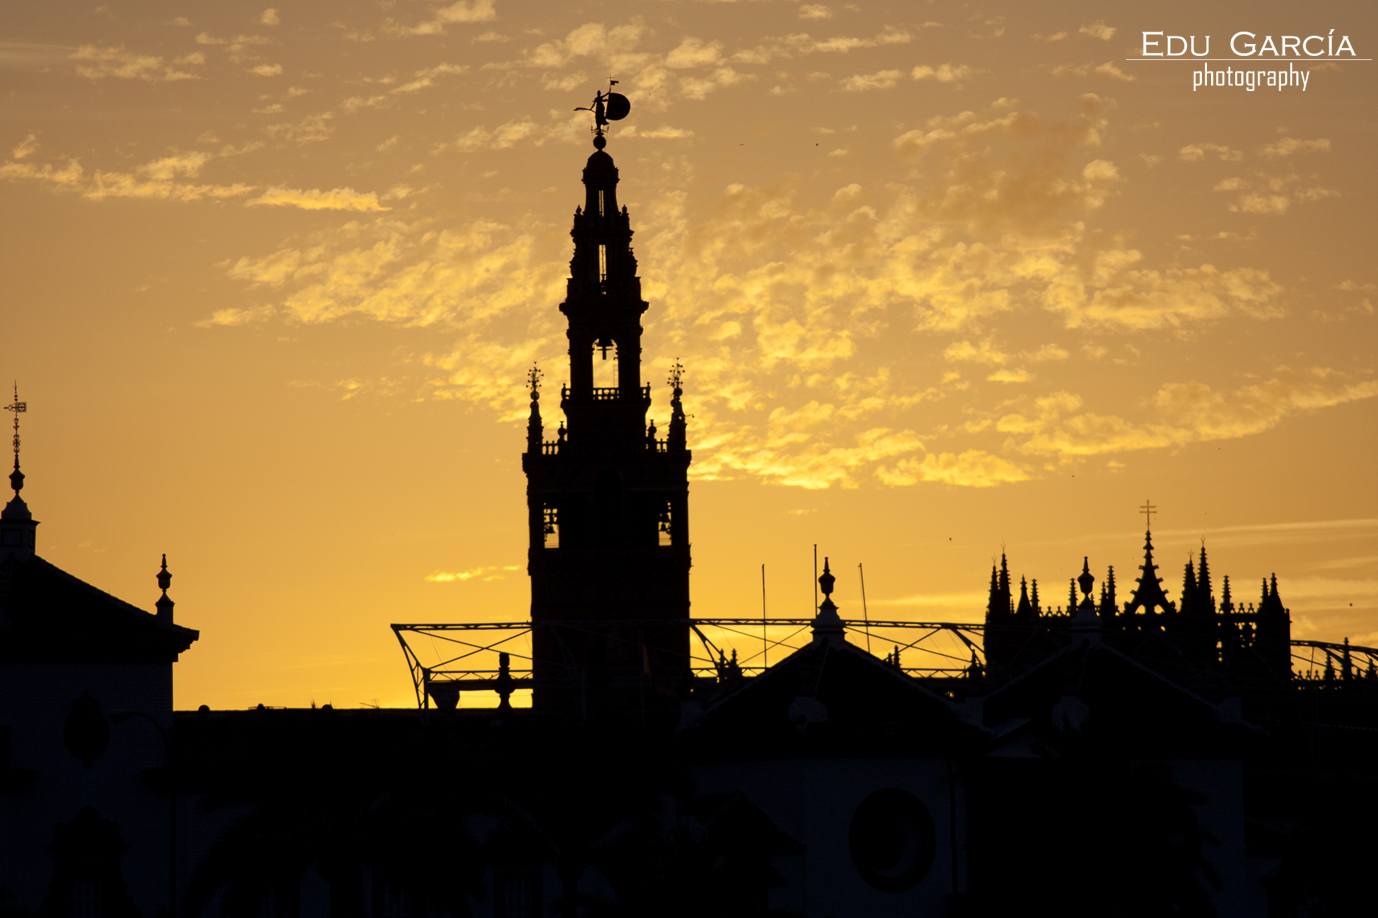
[592,339,618,392]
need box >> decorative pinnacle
[157,553,172,594]
[1078,556,1095,598]
[667,359,684,397]
[528,363,542,400]
[4,382,26,494]
[819,557,835,599]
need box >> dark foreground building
[4,110,1377,918]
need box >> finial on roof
[819,557,835,599]
[155,554,175,623]
[811,556,845,644]
[4,383,26,495]
[1139,498,1156,531]
[1078,556,1094,598]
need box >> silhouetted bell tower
[522,97,692,723]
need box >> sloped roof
[0,554,198,663]
[683,632,986,758]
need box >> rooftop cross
[4,383,25,469]
[1139,498,1156,530]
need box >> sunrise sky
[2,0,1375,708]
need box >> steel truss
[390,619,1378,711]
[390,618,986,710]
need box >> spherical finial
[9,464,22,494]
[157,554,172,593]
[593,133,606,150]
[819,557,835,598]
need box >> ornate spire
[1220,575,1234,613]
[1030,578,1040,614]
[1015,576,1032,619]
[667,360,687,452]
[155,554,175,622]
[526,363,543,453]
[1197,543,1214,612]
[1100,565,1117,620]
[5,383,25,497]
[1,384,37,561]
[1124,523,1174,617]
[998,552,1011,610]
[1180,557,1198,616]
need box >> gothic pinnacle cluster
[982,503,1293,680]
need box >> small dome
[583,149,618,183]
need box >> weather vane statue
[574,79,630,149]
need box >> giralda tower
[521,90,692,723]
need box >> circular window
[848,788,936,892]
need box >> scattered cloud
[1051,61,1133,80]
[911,63,974,82]
[425,564,520,583]
[71,44,202,81]
[12,133,38,159]
[1078,21,1116,41]
[878,450,1030,487]
[1260,137,1330,158]
[249,63,283,76]
[248,186,390,211]
[842,69,903,91]
[387,0,497,37]
[799,5,834,20]
[1179,143,1243,162]
[995,371,1378,458]
[259,9,280,26]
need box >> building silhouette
[4,101,1378,918]
[521,135,691,723]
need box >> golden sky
[2,0,1375,708]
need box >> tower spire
[523,89,694,720]
[1124,506,1173,618]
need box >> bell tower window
[598,244,608,282]
[592,341,617,390]
[543,504,559,548]
[658,500,673,546]
[597,189,606,215]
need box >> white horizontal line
[1124,58,1372,62]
